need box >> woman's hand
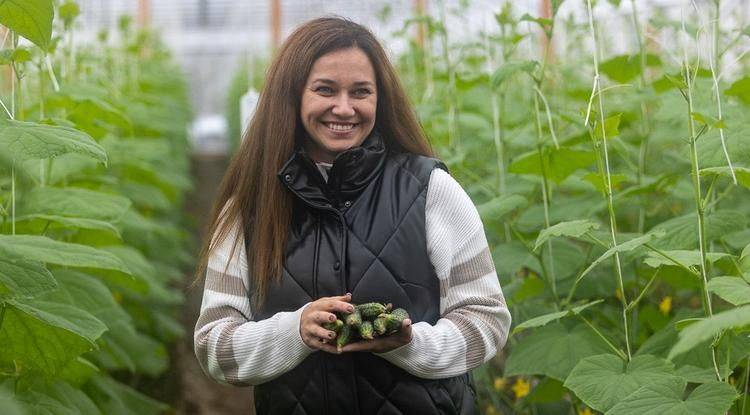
[300,293,354,353]
[339,319,413,354]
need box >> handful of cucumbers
[322,302,410,352]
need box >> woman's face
[300,47,377,163]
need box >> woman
[194,16,511,414]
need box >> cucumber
[356,302,388,319]
[358,320,375,340]
[336,324,352,352]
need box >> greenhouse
[1,0,749,414]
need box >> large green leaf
[0,381,24,415]
[508,147,596,184]
[725,76,750,105]
[512,300,603,334]
[0,235,131,274]
[700,166,750,189]
[643,250,731,269]
[14,380,101,415]
[534,219,600,251]
[19,186,131,222]
[92,322,169,376]
[707,276,750,305]
[491,60,538,89]
[606,377,737,415]
[573,230,665,286]
[0,0,54,50]
[668,305,750,360]
[477,194,527,221]
[14,214,122,239]
[0,119,107,164]
[0,243,57,299]
[84,374,169,415]
[0,299,106,377]
[504,321,612,381]
[564,354,678,413]
[101,246,182,304]
[42,269,131,327]
[650,210,747,250]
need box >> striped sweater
[194,167,511,385]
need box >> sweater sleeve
[193,201,315,386]
[374,168,512,379]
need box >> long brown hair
[194,16,436,309]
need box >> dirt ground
[174,153,255,415]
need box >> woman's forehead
[307,48,375,82]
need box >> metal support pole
[271,0,281,51]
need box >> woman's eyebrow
[312,78,374,87]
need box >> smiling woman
[193,16,510,415]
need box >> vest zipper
[313,214,320,299]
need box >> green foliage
[606,377,737,415]
[0,13,191,413]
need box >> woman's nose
[331,95,356,117]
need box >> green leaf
[700,167,750,189]
[477,194,527,221]
[512,300,603,334]
[0,382,24,415]
[691,112,726,129]
[42,269,131,328]
[668,305,750,360]
[707,276,750,305]
[14,214,122,238]
[0,0,54,51]
[725,76,750,105]
[59,1,80,27]
[593,113,622,140]
[84,374,169,415]
[0,243,57,299]
[19,186,131,222]
[643,250,731,269]
[581,172,628,194]
[14,379,101,415]
[0,299,107,377]
[491,60,538,89]
[0,235,131,274]
[575,230,666,285]
[564,354,678,413]
[93,322,169,376]
[504,321,612,381]
[606,377,737,415]
[650,210,746,250]
[534,219,600,251]
[600,54,643,83]
[0,119,107,164]
[509,147,596,184]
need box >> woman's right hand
[300,293,354,353]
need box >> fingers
[315,311,338,325]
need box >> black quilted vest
[250,131,479,415]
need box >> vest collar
[278,129,387,209]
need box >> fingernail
[346,292,352,297]
[348,306,354,312]
[329,333,334,338]
[330,315,335,322]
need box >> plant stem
[626,268,660,311]
[11,161,15,236]
[0,302,6,333]
[578,315,627,361]
[630,0,650,235]
[585,0,631,360]
[680,12,722,381]
[438,0,459,149]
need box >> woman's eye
[354,88,371,96]
[315,86,334,94]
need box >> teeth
[326,123,356,131]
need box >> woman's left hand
[339,319,413,354]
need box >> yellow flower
[493,377,507,391]
[511,377,530,399]
[659,296,672,315]
[485,406,497,415]
[578,407,593,415]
